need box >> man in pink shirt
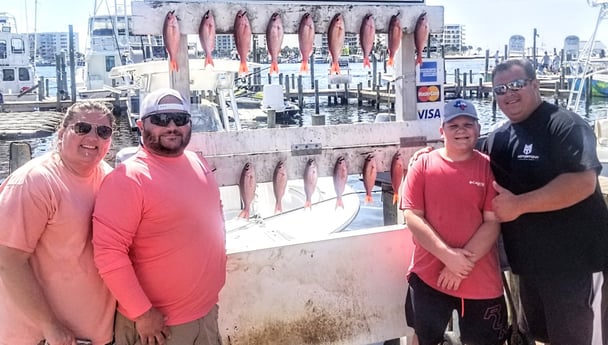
[92,88,226,345]
[401,99,507,345]
[0,101,116,345]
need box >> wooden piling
[267,109,276,128]
[314,80,320,114]
[297,75,303,111]
[357,83,363,106]
[342,83,348,105]
[9,142,32,174]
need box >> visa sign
[417,107,441,119]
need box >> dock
[0,111,64,140]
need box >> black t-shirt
[484,101,608,275]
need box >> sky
[4,0,608,53]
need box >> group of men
[0,58,606,345]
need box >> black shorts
[518,270,607,345]
[405,273,508,345]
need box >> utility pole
[532,28,538,70]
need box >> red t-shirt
[401,150,503,299]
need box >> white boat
[0,12,38,104]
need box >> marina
[2,0,608,344]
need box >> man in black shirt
[486,58,608,345]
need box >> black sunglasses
[142,113,191,127]
[69,122,113,140]
[493,79,532,95]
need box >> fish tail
[239,61,249,75]
[300,60,309,73]
[416,55,423,65]
[238,209,250,219]
[365,194,373,204]
[392,193,399,205]
[205,55,214,68]
[335,197,344,210]
[304,200,312,209]
[170,59,178,72]
[270,61,279,74]
[363,57,371,68]
[388,56,394,67]
[275,202,282,214]
[330,62,340,75]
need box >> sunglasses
[142,113,191,127]
[69,122,113,140]
[493,79,532,95]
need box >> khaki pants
[114,305,222,345]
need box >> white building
[436,24,466,53]
[28,32,79,63]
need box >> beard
[142,127,191,156]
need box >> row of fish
[162,10,430,76]
[237,152,406,220]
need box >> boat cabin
[0,12,36,99]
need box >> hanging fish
[163,10,181,71]
[359,14,375,69]
[387,13,402,67]
[304,159,318,209]
[333,156,348,209]
[273,161,287,214]
[266,12,284,75]
[328,13,345,75]
[414,12,429,65]
[362,154,377,204]
[234,10,251,75]
[298,13,315,74]
[238,162,256,219]
[390,152,404,205]
[198,10,216,68]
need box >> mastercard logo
[417,85,441,102]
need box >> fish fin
[365,194,373,204]
[392,193,399,205]
[170,59,178,72]
[275,202,282,214]
[270,61,279,74]
[335,198,344,210]
[239,62,249,75]
[330,62,340,75]
[205,55,214,68]
[387,56,394,67]
[238,209,250,219]
[363,57,371,68]
[300,61,309,73]
[416,55,423,65]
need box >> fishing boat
[0,12,38,104]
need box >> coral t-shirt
[93,148,226,325]
[401,150,503,299]
[0,153,115,345]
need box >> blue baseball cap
[443,99,478,123]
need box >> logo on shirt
[517,143,540,161]
[469,180,485,187]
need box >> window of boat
[18,68,30,81]
[3,69,14,81]
[0,40,6,59]
[105,56,116,72]
[11,38,24,54]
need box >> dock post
[9,142,32,174]
[267,73,272,85]
[469,70,473,85]
[478,78,483,99]
[267,109,276,128]
[68,25,77,103]
[484,49,490,82]
[297,75,304,111]
[386,82,391,109]
[376,85,380,110]
[357,83,363,106]
[327,83,333,105]
[285,80,291,101]
[39,77,45,101]
[342,83,348,105]
[368,71,372,88]
[492,98,497,119]
[310,56,315,89]
[314,80,320,114]
[463,77,468,99]
[279,73,284,86]
[554,82,559,105]
[45,78,49,98]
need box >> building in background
[28,32,79,65]
[434,24,466,54]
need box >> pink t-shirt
[0,153,115,345]
[401,150,503,299]
[93,147,226,326]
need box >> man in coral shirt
[93,88,226,345]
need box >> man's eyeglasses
[493,79,532,95]
[142,113,191,127]
[69,122,113,140]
